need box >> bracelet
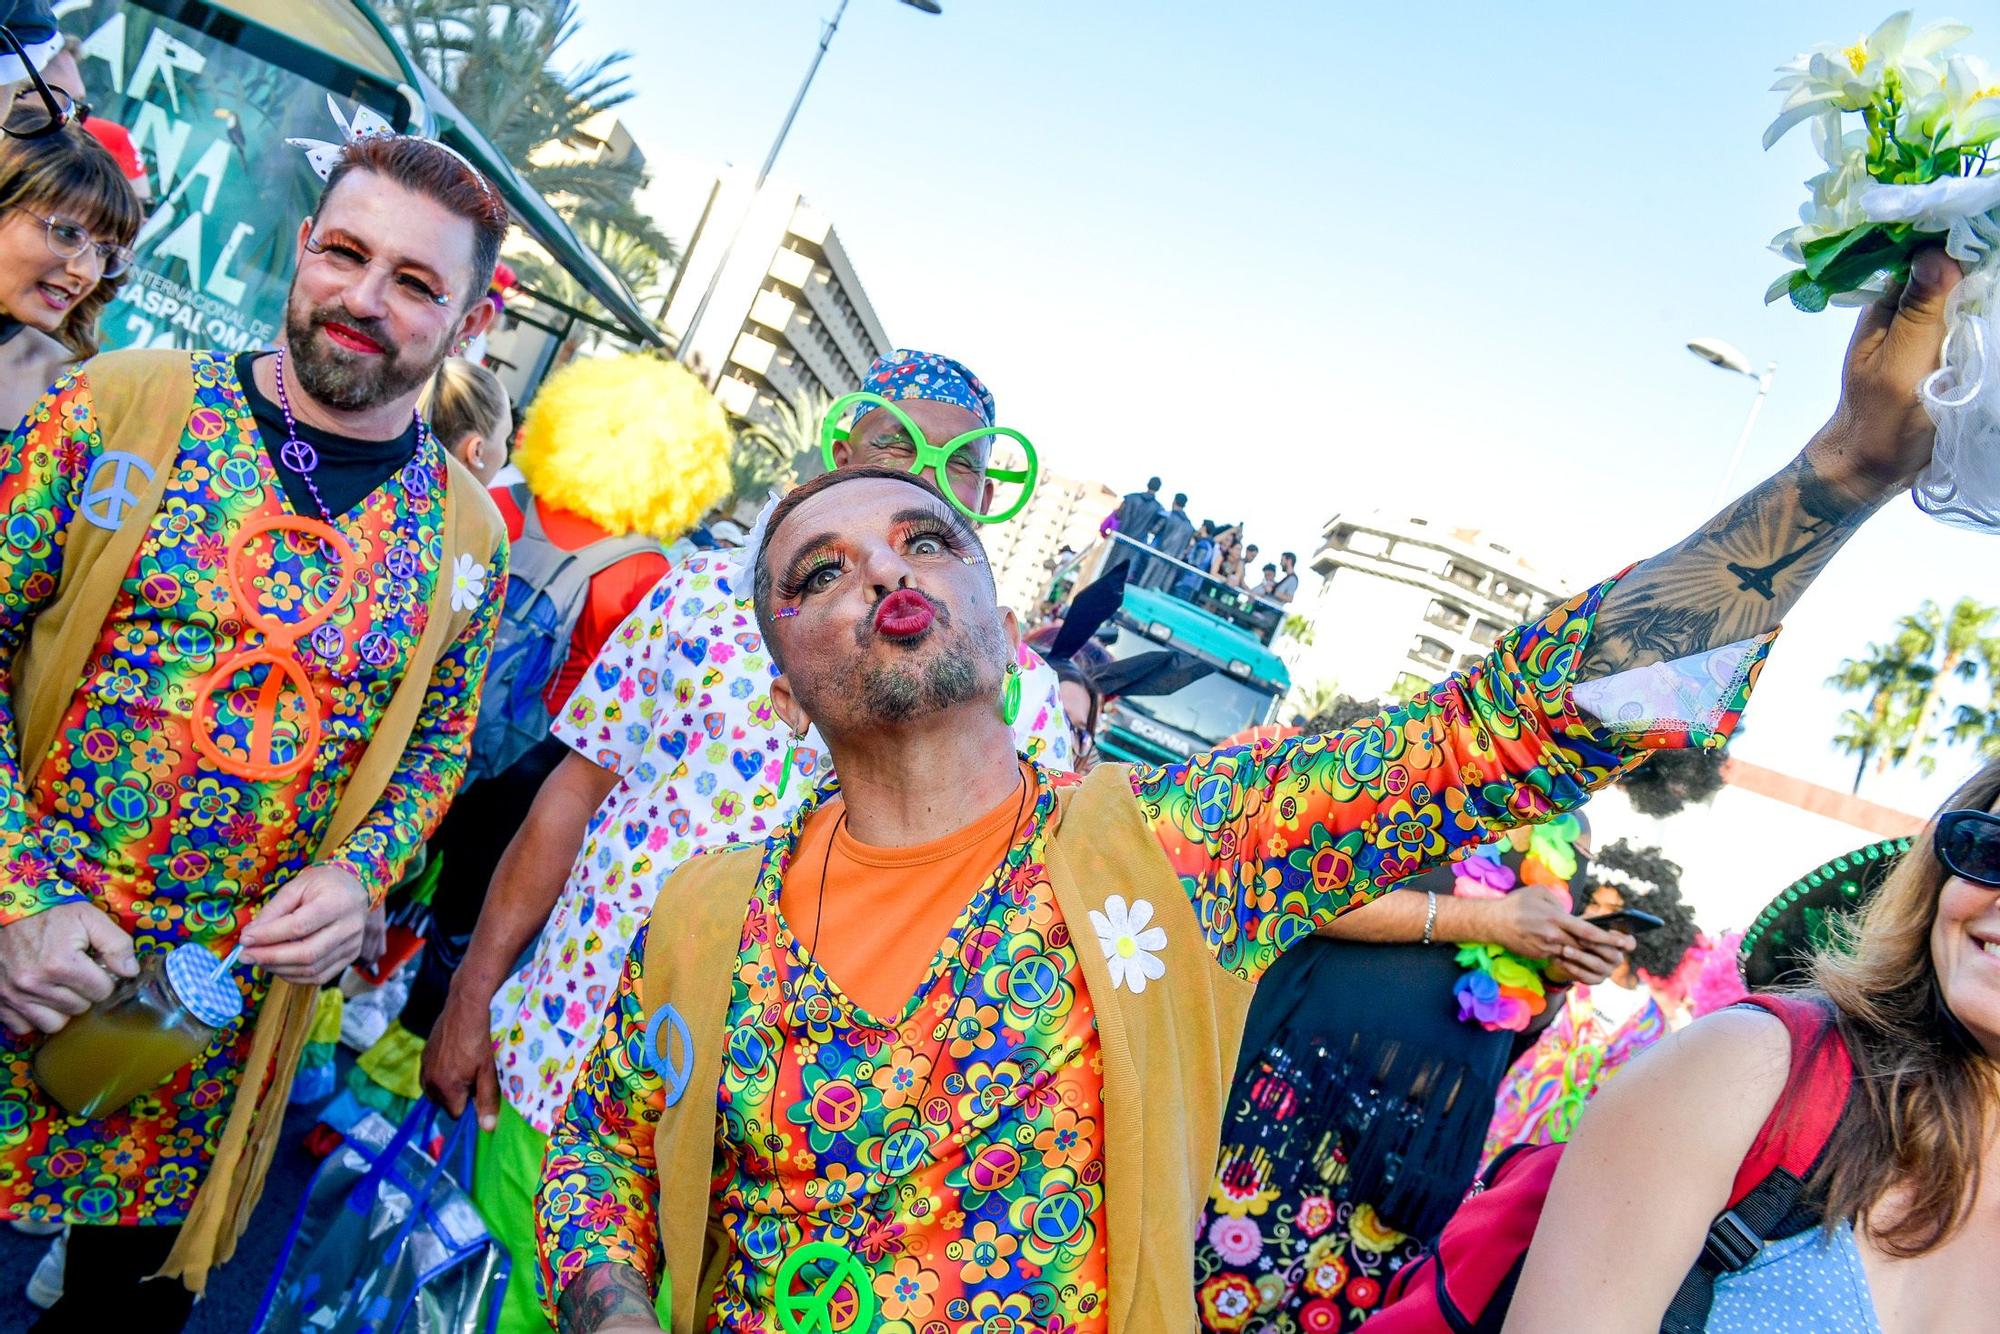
[1422,890,1439,946]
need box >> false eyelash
[900,515,968,551]
[776,553,845,601]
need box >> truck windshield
[1102,623,1278,740]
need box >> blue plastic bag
[254,1101,509,1334]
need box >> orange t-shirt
[780,762,1038,1018]
[489,488,671,715]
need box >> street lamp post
[1687,337,1777,507]
[673,0,942,375]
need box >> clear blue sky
[574,0,1995,813]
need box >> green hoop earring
[999,662,1022,727]
[777,731,799,798]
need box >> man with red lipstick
[420,349,1072,1333]
[0,128,511,1327]
[535,254,1966,1332]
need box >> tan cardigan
[8,348,505,1289]
[638,762,1258,1331]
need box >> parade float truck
[1052,533,1292,766]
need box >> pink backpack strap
[1661,993,1854,1334]
[1725,994,1854,1207]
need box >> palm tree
[380,0,677,302]
[1829,636,1930,792]
[727,386,832,509]
[1896,597,2000,759]
[1828,597,2000,791]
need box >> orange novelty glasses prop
[190,514,355,782]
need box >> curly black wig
[1305,696,1390,735]
[1585,839,1699,980]
[1618,747,1729,818]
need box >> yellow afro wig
[513,353,733,540]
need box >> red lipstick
[874,588,935,639]
[323,321,385,354]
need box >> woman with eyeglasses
[1507,759,2000,1331]
[0,118,139,432]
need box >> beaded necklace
[269,346,429,525]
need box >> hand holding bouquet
[1766,11,2000,529]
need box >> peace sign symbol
[641,1002,693,1108]
[774,1242,876,1334]
[190,514,356,782]
[79,451,157,531]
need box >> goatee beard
[284,301,441,414]
[861,652,983,722]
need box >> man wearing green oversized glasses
[420,351,1070,1330]
[818,352,1038,524]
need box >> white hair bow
[284,94,490,190]
[284,95,399,181]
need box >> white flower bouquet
[1766,11,2000,528]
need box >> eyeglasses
[191,515,356,782]
[0,27,78,140]
[1937,810,2000,888]
[17,209,134,278]
[303,232,453,308]
[819,390,1038,524]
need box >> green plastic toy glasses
[818,390,1039,524]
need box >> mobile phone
[1584,908,1665,935]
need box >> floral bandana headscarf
[850,348,995,429]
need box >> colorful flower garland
[1449,814,1584,1031]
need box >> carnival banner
[58,2,369,354]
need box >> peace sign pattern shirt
[0,356,503,1226]
[492,548,1071,1135]
[536,577,1770,1330]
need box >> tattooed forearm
[1581,447,1886,677]
[557,1262,658,1334]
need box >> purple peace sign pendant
[358,631,397,669]
[385,546,420,581]
[309,623,345,661]
[279,438,320,474]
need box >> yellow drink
[32,945,240,1120]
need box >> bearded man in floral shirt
[420,350,1069,1334]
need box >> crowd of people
[0,1,1995,1331]
[1102,475,1298,606]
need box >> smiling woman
[1506,759,2000,1332]
[0,117,139,429]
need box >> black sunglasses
[0,26,76,141]
[1936,810,2000,888]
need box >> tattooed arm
[1582,250,1962,678]
[557,1263,660,1334]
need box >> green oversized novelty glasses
[819,391,1039,524]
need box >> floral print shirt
[492,547,1070,1134]
[0,356,503,1225]
[536,574,1769,1331]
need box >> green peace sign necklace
[768,775,1031,1334]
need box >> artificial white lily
[1771,118,1875,261]
[1938,55,2000,149]
[1765,9,1969,149]
[1861,172,2000,262]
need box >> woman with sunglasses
[0,118,139,431]
[1508,759,2000,1331]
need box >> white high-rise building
[651,159,890,426]
[1293,511,1576,702]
